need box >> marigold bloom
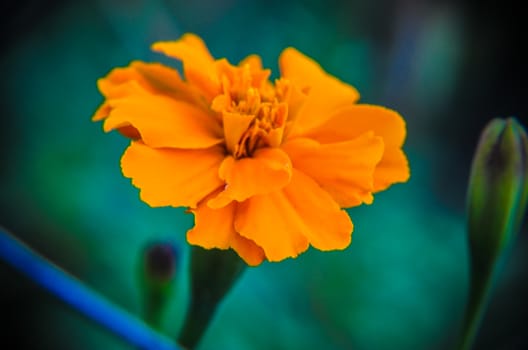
[93,33,410,266]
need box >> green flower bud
[144,243,178,286]
[139,242,179,329]
[467,117,528,266]
[461,117,528,350]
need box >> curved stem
[458,258,496,350]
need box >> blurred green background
[1,0,526,349]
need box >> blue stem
[0,227,180,350]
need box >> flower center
[211,62,291,159]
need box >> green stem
[178,246,246,349]
[178,294,219,349]
[142,288,169,329]
[459,259,496,350]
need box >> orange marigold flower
[93,33,410,266]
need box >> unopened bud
[467,117,528,263]
[460,117,528,350]
[139,242,179,329]
[144,243,177,284]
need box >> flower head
[93,33,410,266]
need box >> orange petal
[121,142,224,208]
[230,233,266,266]
[93,81,148,122]
[279,48,360,136]
[208,148,292,208]
[93,102,112,122]
[97,61,201,103]
[93,102,141,139]
[239,54,263,71]
[187,192,237,249]
[235,169,353,261]
[282,132,384,207]
[93,61,206,125]
[238,54,272,88]
[103,94,222,149]
[117,125,141,139]
[131,61,208,109]
[98,62,180,95]
[373,148,410,192]
[305,104,406,147]
[221,112,254,154]
[187,192,265,266]
[282,169,353,251]
[152,34,220,100]
[97,65,145,98]
[303,104,409,191]
[235,192,309,262]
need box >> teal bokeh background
[1,0,526,349]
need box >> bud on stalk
[460,117,528,350]
[140,242,179,329]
